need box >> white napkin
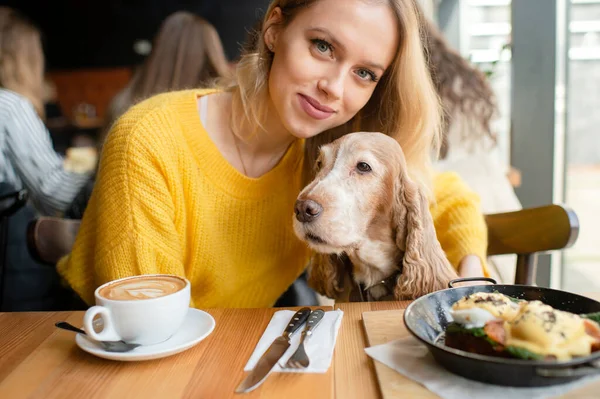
[365,336,600,399]
[244,309,343,373]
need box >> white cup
[83,274,191,346]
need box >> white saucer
[75,308,216,361]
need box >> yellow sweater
[57,89,488,308]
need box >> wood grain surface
[0,307,333,399]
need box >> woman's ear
[263,7,284,52]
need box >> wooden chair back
[485,204,579,285]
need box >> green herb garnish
[505,346,544,360]
[581,312,600,324]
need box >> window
[563,0,600,293]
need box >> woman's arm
[431,171,489,277]
[2,92,90,215]
[56,107,186,305]
[458,254,485,278]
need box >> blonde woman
[0,7,88,215]
[58,0,488,307]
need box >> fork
[285,309,325,369]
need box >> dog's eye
[315,160,323,171]
[356,162,372,173]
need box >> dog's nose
[294,199,323,223]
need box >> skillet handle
[536,359,600,378]
[448,277,497,288]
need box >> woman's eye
[356,162,372,173]
[311,39,333,56]
[356,68,378,82]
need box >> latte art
[99,276,186,301]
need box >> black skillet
[403,277,600,387]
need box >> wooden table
[0,307,333,399]
[1,294,599,399]
[335,301,412,399]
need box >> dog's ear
[392,168,459,299]
[307,252,348,300]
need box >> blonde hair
[0,7,45,118]
[227,0,442,192]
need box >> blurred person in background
[0,6,89,215]
[418,5,522,283]
[65,11,232,219]
[421,14,497,160]
[0,7,89,311]
[103,11,232,143]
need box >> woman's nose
[294,199,323,223]
[317,72,344,100]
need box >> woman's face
[265,0,399,139]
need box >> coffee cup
[83,274,191,346]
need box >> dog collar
[351,270,402,302]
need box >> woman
[0,7,89,216]
[58,0,488,307]
[66,11,232,219]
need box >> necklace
[228,117,293,178]
[231,129,249,176]
[227,108,249,176]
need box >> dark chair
[24,217,86,310]
[274,272,318,307]
[0,191,79,311]
[485,204,579,285]
[0,189,28,310]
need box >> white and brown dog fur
[293,132,458,302]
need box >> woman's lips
[298,94,335,120]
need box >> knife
[235,307,312,393]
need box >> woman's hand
[458,254,485,278]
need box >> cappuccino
[99,275,186,301]
[86,274,191,345]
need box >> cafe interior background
[4,0,600,297]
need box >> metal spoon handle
[55,321,86,335]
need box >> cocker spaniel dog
[293,132,458,302]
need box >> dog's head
[294,132,400,253]
[294,132,458,300]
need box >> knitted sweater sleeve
[430,171,489,276]
[57,107,187,305]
